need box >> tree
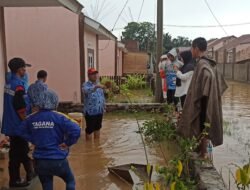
[163,33,173,53]
[122,22,156,52]
[163,33,192,53]
[172,36,192,47]
[122,22,192,54]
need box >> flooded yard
[0,114,171,190]
[0,81,249,190]
[214,81,250,189]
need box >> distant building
[117,42,127,76]
[84,16,117,78]
[123,40,140,52]
[207,35,236,60]
[216,34,250,63]
[98,40,127,77]
[122,40,150,75]
[207,38,218,45]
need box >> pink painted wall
[117,48,123,76]
[98,40,116,76]
[4,7,81,102]
[0,8,5,134]
[84,29,97,81]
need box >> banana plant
[235,161,250,190]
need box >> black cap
[8,58,31,73]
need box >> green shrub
[100,77,119,93]
[125,74,146,90]
[142,118,176,143]
[100,77,120,102]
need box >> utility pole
[155,0,163,102]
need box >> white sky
[79,0,250,40]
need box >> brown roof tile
[218,34,250,51]
[208,35,236,49]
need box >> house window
[87,48,95,68]
[227,50,234,63]
[207,50,213,59]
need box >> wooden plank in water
[108,163,153,185]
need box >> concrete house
[84,18,117,78]
[122,40,150,75]
[237,37,250,63]
[117,42,127,76]
[0,0,83,139]
[207,35,236,60]
[98,40,126,76]
[4,6,117,103]
[217,34,250,63]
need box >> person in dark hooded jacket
[174,51,194,108]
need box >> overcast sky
[79,0,250,40]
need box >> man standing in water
[82,68,105,141]
[178,38,228,158]
[2,58,34,187]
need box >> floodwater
[214,81,250,189]
[0,115,169,190]
[1,81,249,190]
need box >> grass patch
[104,111,164,120]
[108,88,154,103]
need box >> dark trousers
[180,95,187,108]
[85,113,103,134]
[167,89,178,106]
[35,159,75,190]
[9,136,33,184]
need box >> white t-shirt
[175,70,194,97]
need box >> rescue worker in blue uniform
[28,70,48,111]
[1,58,34,187]
[19,90,81,190]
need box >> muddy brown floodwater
[1,81,249,190]
[0,115,171,190]
[214,81,250,190]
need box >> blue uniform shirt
[6,72,29,92]
[165,59,182,90]
[82,81,105,116]
[2,75,30,136]
[28,80,48,107]
[165,63,176,90]
[19,110,81,160]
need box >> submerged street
[214,81,250,189]
[0,81,249,190]
[1,115,167,190]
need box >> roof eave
[0,0,83,14]
[84,16,117,41]
[99,25,117,41]
[57,0,83,14]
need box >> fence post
[223,49,226,77]
[232,48,236,80]
[247,61,250,82]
